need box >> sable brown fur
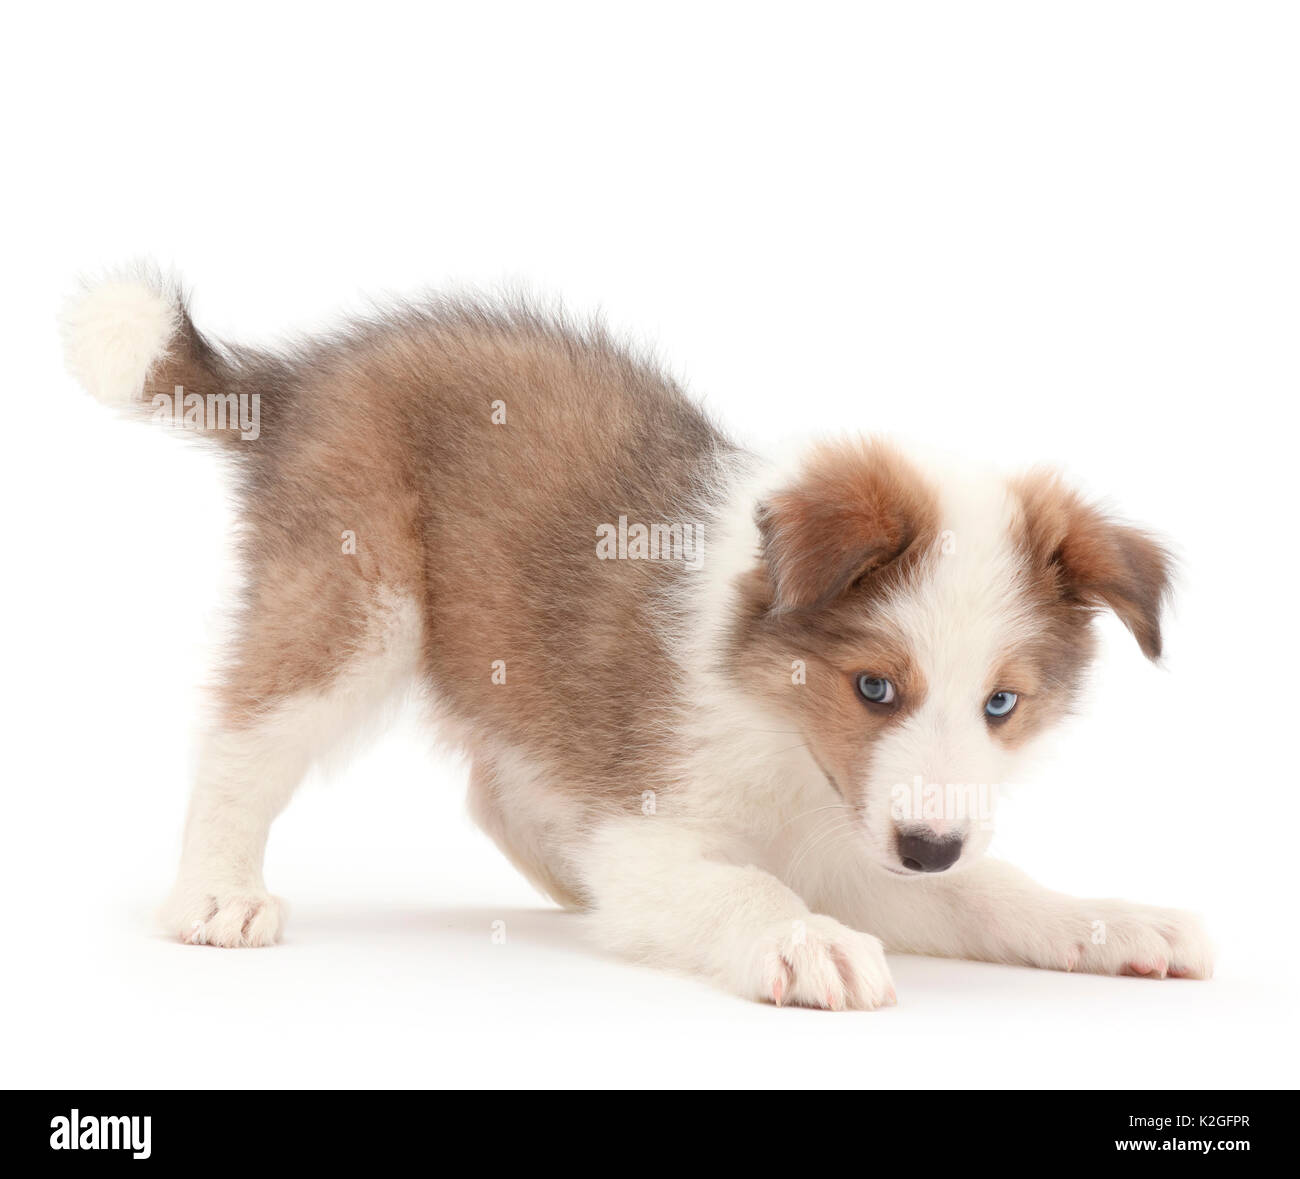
[148,298,732,811]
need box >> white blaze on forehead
[866,462,1034,808]
[886,465,1034,692]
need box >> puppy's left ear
[1014,472,1173,660]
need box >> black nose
[897,831,963,873]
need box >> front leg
[818,858,1214,979]
[578,819,896,1009]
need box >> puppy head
[733,440,1171,876]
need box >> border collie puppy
[62,269,1211,1009]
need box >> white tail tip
[61,268,181,405]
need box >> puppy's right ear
[755,440,937,613]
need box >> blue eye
[856,675,896,705]
[985,691,1018,718]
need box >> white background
[3,1,1297,1089]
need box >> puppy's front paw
[743,915,896,1010]
[163,887,285,948]
[1060,901,1213,980]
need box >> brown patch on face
[755,439,940,614]
[986,470,1175,747]
[730,615,929,800]
[1012,470,1173,660]
[726,440,941,797]
[981,643,1084,750]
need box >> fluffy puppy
[62,269,1212,1008]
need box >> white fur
[467,743,588,907]
[112,406,1205,997]
[574,452,901,1007]
[568,448,1211,1007]
[64,263,1207,1003]
[580,817,894,1008]
[856,464,1037,865]
[61,268,180,405]
[163,589,422,947]
[817,857,1214,981]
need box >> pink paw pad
[1125,957,1168,978]
[769,958,792,1007]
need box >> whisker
[786,812,857,884]
[765,741,812,758]
[782,812,842,868]
[792,824,863,887]
[771,802,852,837]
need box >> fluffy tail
[61,267,253,444]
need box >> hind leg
[163,585,422,947]
[164,722,303,947]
